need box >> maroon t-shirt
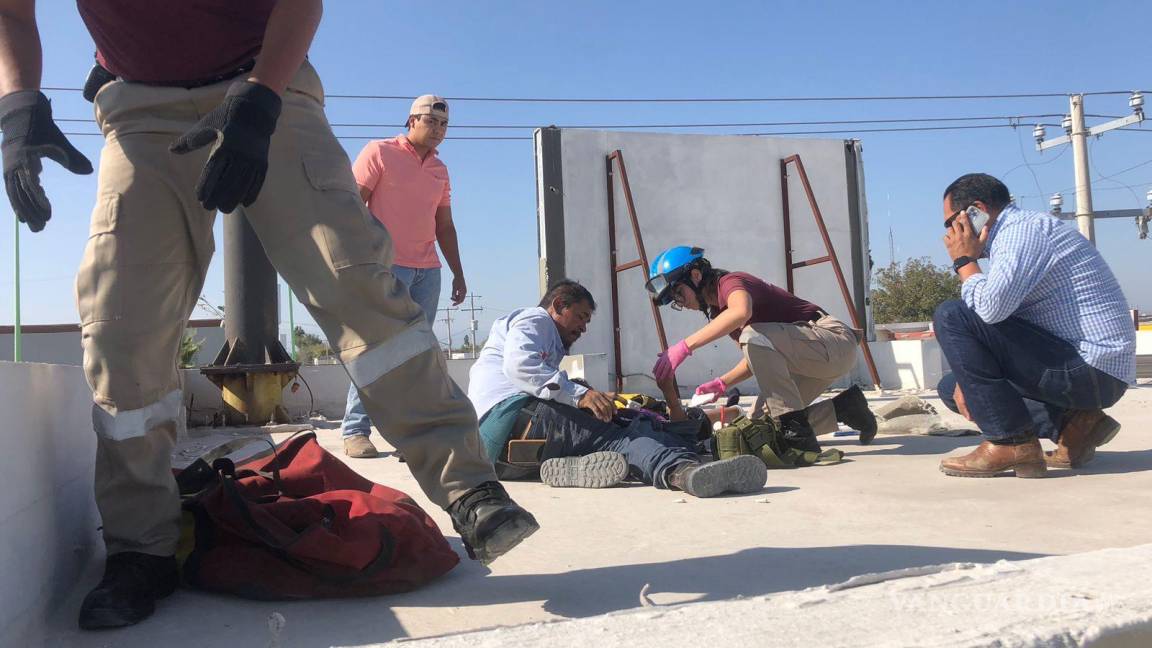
[77,0,278,83]
[716,272,824,339]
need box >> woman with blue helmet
[645,246,877,450]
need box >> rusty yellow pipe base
[209,370,296,426]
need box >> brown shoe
[343,435,379,458]
[1046,411,1121,468]
[940,439,1047,478]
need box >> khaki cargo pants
[741,315,860,434]
[80,61,495,556]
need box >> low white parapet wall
[376,544,1152,648]
[183,358,480,423]
[1137,330,1152,355]
[0,362,100,646]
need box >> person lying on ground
[466,279,767,496]
[933,173,1134,478]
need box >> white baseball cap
[409,94,449,120]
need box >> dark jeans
[507,399,699,489]
[933,300,1128,442]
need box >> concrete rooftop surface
[42,385,1152,647]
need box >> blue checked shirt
[961,204,1136,383]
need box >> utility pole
[1034,92,1144,245]
[460,293,484,358]
[1069,95,1095,242]
[439,305,459,355]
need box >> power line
[52,122,1098,141]
[327,114,1100,129]
[58,113,1119,130]
[54,118,1152,142]
[742,124,1023,136]
[322,91,1146,103]
[60,131,532,141]
[41,86,1144,103]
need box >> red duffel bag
[175,432,459,600]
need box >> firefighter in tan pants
[0,0,537,630]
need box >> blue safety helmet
[645,246,705,306]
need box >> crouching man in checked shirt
[933,173,1135,479]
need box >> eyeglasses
[944,205,971,229]
[418,115,449,129]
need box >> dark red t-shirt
[77,0,278,83]
[716,272,823,339]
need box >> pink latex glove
[695,378,727,398]
[653,340,692,381]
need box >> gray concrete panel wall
[536,129,869,394]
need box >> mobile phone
[506,439,545,465]
[966,206,990,234]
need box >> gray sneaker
[539,452,629,488]
[343,435,379,458]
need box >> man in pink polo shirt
[343,95,469,458]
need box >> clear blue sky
[3,0,1150,349]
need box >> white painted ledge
[369,544,1152,648]
[0,362,100,646]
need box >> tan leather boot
[343,434,379,458]
[1046,410,1121,468]
[940,439,1047,478]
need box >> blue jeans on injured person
[932,299,1128,443]
[518,399,699,489]
[342,265,441,438]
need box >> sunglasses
[944,205,972,229]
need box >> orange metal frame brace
[606,150,677,394]
[780,154,883,388]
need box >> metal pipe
[222,211,279,364]
[13,214,20,362]
[286,282,296,361]
[781,159,795,294]
[606,152,624,392]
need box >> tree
[293,326,334,363]
[179,331,203,368]
[871,257,961,324]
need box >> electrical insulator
[1061,115,1073,135]
[1033,124,1045,145]
[1131,91,1145,115]
[1050,193,1064,215]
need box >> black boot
[447,481,539,565]
[832,385,878,445]
[666,456,767,498]
[778,410,822,453]
[78,552,179,630]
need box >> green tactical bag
[713,416,844,468]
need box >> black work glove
[82,64,116,103]
[0,90,94,233]
[169,81,281,213]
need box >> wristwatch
[952,256,975,273]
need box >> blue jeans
[515,399,699,489]
[342,265,441,438]
[933,300,1128,443]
